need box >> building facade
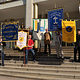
[0,0,80,28]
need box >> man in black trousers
[44,29,51,55]
[74,28,80,62]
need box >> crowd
[25,28,64,64]
[25,28,80,64]
[0,28,80,64]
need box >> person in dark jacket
[74,28,80,62]
[44,29,52,55]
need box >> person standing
[25,35,35,64]
[44,29,51,55]
[55,30,64,59]
[74,28,80,62]
[0,36,4,66]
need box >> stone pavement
[0,76,31,80]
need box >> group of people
[1,27,80,64]
[25,29,64,64]
[25,28,80,64]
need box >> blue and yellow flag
[2,21,18,42]
[62,20,76,43]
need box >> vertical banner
[2,22,18,42]
[33,19,39,31]
[48,9,63,31]
[62,20,76,43]
[45,19,48,30]
[40,19,45,32]
[17,31,27,49]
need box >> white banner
[45,19,48,29]
[17,31,27,49]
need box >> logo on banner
[19,37,24,42]
[48,9,63,31]
[66,26,72,32]
[53,16,58,24]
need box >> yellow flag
[33,19,39,31]
[35,20,38,31]
[62,20,76,43]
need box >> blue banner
[48,9,63,31]
[37,22,40,33]
[2,23,18,41]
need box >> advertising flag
[62,20,76,43]
[2,22,18,41]
[17,31,27,49]
[48,9,63,31]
